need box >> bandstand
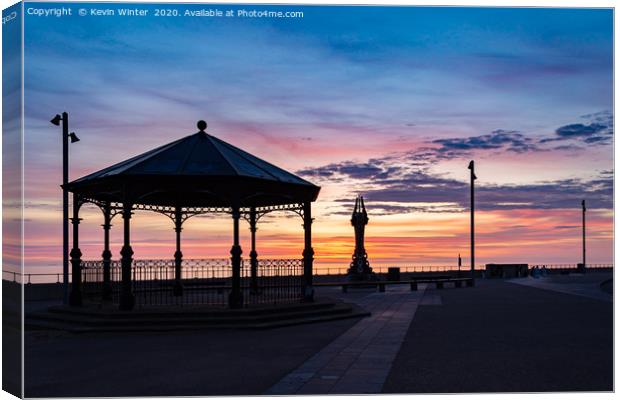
[64,121,320,310]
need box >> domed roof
[66,122,320,207]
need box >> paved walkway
[25,274,612,396]
[383,276,613,393]
[25,314,360,397]
[508,274,612,302]
[265,284,427,394]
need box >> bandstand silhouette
[64,121,320,310]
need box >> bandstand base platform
[25,298,369,333]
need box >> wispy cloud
[299,154,612,214]
[539,111,613,145]
[432,129,540,154]
[427,111,613,160]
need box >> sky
[3,2,23,274]
[16,3,613,275]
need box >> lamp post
[580,199,586,273]
[467,160,477,281]
[50,112,80,304]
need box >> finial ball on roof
[197,120,207,132]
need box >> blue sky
[24,5,612,134]
[3,2,23,272]
[23,5,612,175]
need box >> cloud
[556,123,608,138]
[550,144,584,152]
[360,174,612,212]
[298,155,612,215]
[476,178,612,210]
[540,111,613,145]
[329,202,431,216]
[423,112,613,161]
[297,161,389,180]
[432,130,540,154]
[297,109,613,217]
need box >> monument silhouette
[347,196,376,281]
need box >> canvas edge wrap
[2,1,24,398]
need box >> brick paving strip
[264,284,428,395]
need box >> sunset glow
[14,5,613,275]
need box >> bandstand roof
[65,121,321,208]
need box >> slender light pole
[50,112,80,304]
[581,199,586,273]
[468,160,477,280]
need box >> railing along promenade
[5,262,614,285]
[312,263,614,277]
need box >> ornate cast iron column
[249,207,259,294]
[173,207,184,296]
[119,202,135,310]
[348,196,374,281]
[302,201,314,302]
[69,193,83,306]
[101,202,113,301]
[229,206,243,308]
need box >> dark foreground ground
[383,275,613,393]
[25,273,612,396]
[24,317,360,397]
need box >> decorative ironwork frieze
[80,197,306,226]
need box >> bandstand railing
[81,258,305,308]
[253,259,305,305]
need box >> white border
[0,1,615,400]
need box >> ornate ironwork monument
[347,196,375,280]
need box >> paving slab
[265,284,427,395]
[383,276,613,393]
[508,274,612,302]
[24,313,360,397]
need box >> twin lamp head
[50,114,80,143]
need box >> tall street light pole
[50,112,80,304]
[581,199,586,273]
[468,160,477,281]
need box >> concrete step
[26,300,370,332]
[26,307,369,332]
[46,298,337,319]
[27,303,353,326]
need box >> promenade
[383,273,612,393]
[24,272,612,396]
